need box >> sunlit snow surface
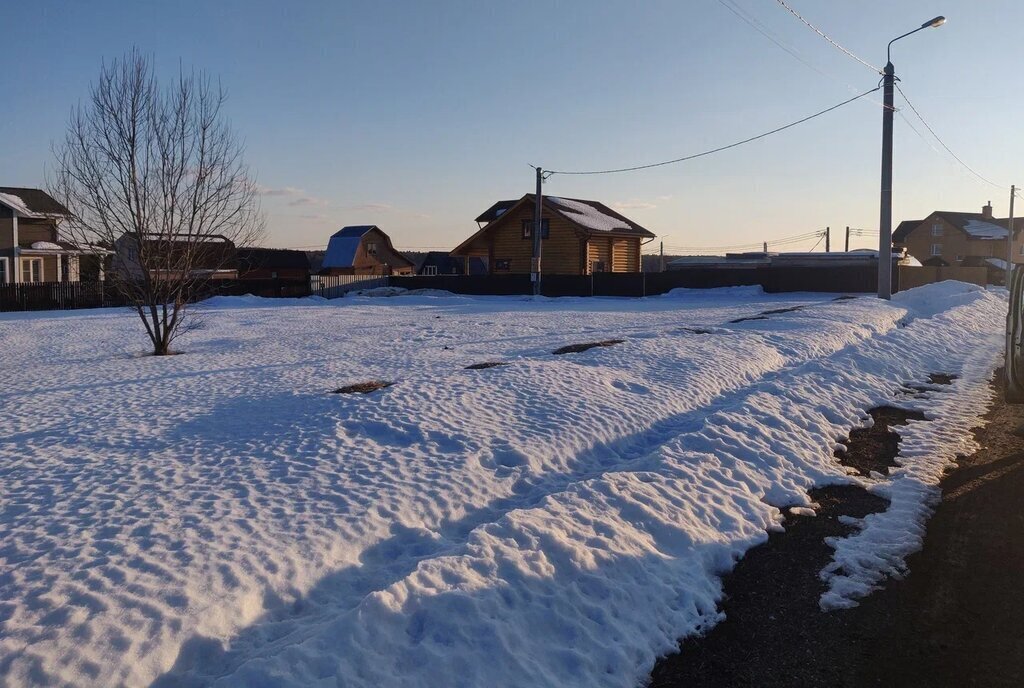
[0,283,1005,687]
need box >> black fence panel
[395,274,534,295]
[0,278,312,313]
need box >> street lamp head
[922,16,946,28]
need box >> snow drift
[0,283,1005,687]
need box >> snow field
[0,284,1005,687]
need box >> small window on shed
[931,222,943,236]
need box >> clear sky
[3,1,1022,254]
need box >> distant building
[893,203,1016,267]
[113,234,238,280]
[236,248,311,280]
[417,251,487,276]
[450,194,655,275]
[320,225,415,276]
[0,187,107,284]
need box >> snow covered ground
[0,283,1006,687]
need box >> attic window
[931,244,942,256]
[366,241,378,255]
[931,222,943,236]
[522,219,550,239]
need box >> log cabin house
[450,194,655,275]
[320,225,415,276]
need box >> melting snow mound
[0,282,1006,687]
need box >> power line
[894,82,1004,189]
[773,0,882,74]
[715,0,885,108]
[548,86,880,176]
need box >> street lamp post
[878,15,946,300]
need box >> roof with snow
[894,211,1011,243]
[466,192,655,248]
[0,187,71,218]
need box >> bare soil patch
[838,406,926,476]
[552,340,624,355]
[648,403,927,687]
[465,362,508,370]
[332,381,394,394]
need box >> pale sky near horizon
[3,1,1022,254]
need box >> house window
[930,244,942,257]
[590,260,606,273]
[521,219,550,240]
[495,259,511,271]
[21,258,43,283]
[0,257,7,284]
[424,265,438,276]
[931,222,943,236]
[366,242,378,255]
[1019,244,1024,256]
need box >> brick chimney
[982,201,993,219]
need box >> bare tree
[52,49,264,355]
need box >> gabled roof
[454,194,655,255]
[324,225,377,268]
[323,225,413,269]
[0,187,71,218]
[894,211,1010,243]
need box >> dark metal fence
[1,266,889,313]
[0,278,312,313]
[395,265,885,297]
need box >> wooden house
[0,187,107,283]
[894,203,1016,266]
[450,194,655,275]
[320,225,414,276]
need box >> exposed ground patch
[838,406,926,476]
[729,305,804,324]
[649,402,929,687]
[552,339,624,355]
[332,381,394,394]
[465,362,508,370]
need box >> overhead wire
[773,0,882,73]
[894,82,1004,189]
[547,87,880,176]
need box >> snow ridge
[0,284,1005,687]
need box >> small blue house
[321,225,414,276]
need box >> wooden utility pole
[659,241,665,272]
[763,241,768,252]
[1009,185,1016,286]
[532,167,543,296]
[845,226,850,252]
[825,227,830,252]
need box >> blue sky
[2,1,1021,253]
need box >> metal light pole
[532,166,543,296]
[878,15,946,299]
